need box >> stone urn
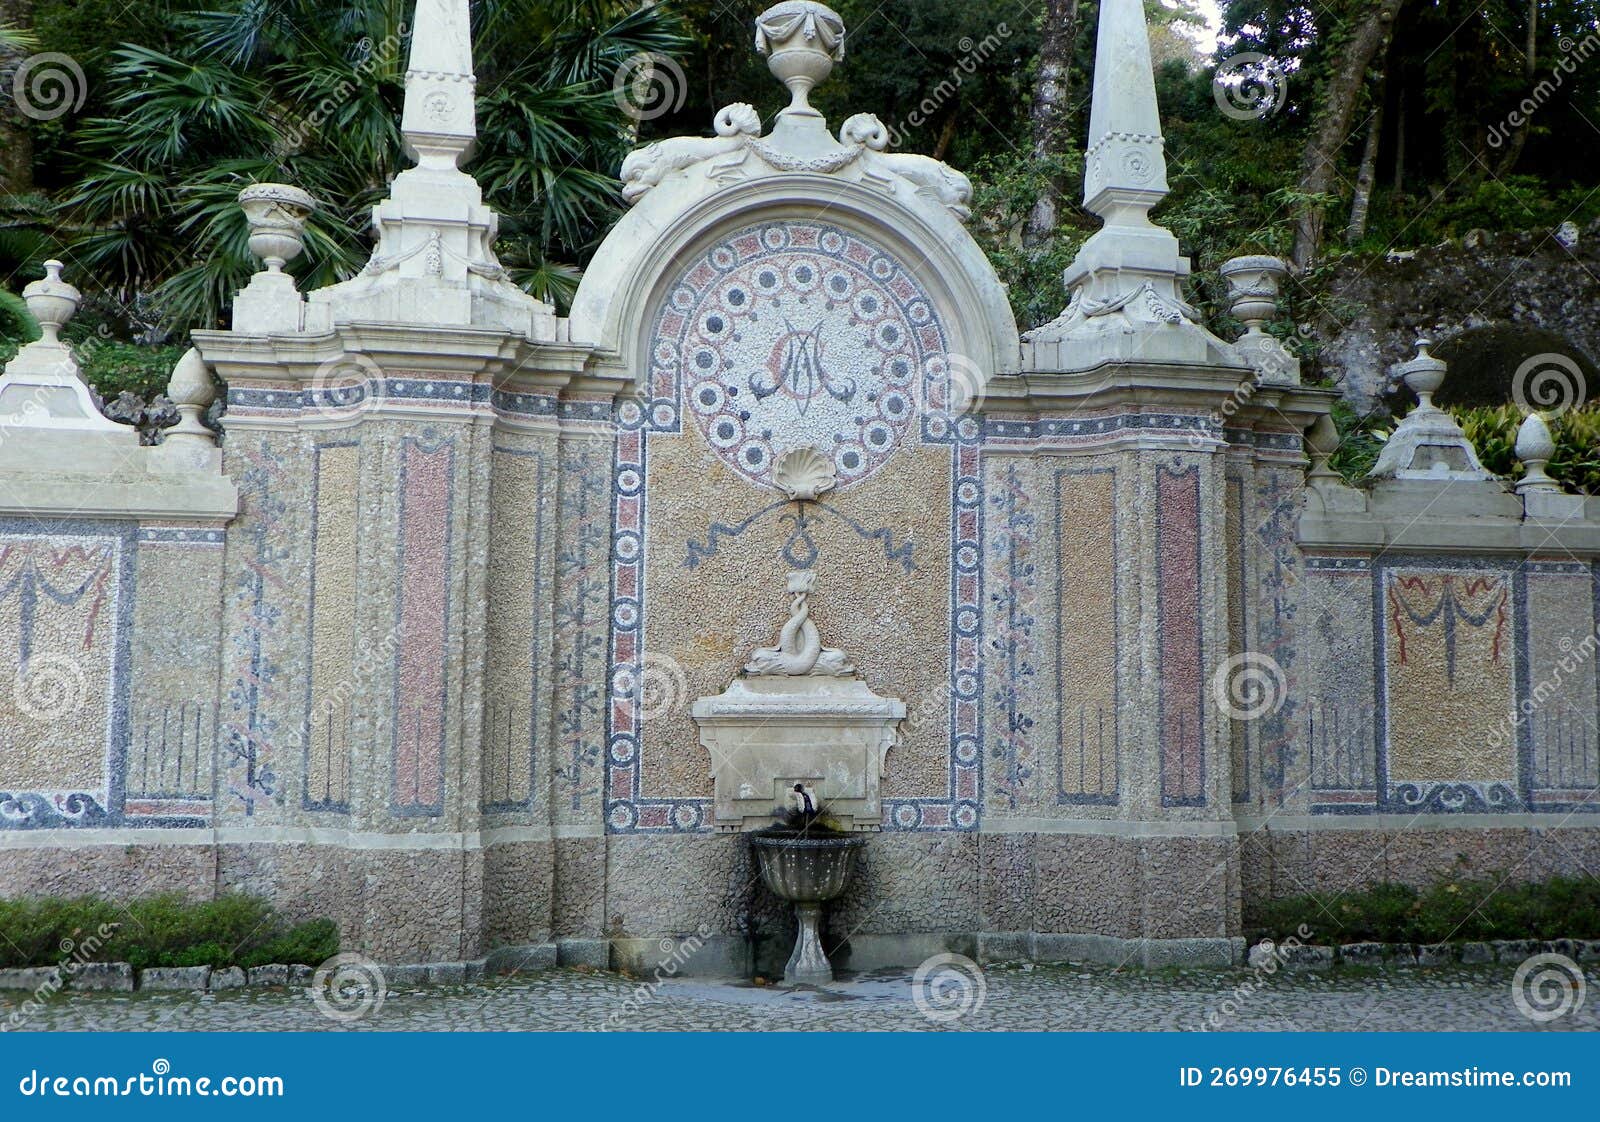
[754,1,845,118]
[22,259,80,346]
[237,183,316,272]
[1218,254,1288,331]
[749,829,863,985]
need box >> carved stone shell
[771,445,837,501]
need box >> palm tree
[56,0,686,330]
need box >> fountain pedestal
[749,831,864,984]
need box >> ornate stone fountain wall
[1,0,1598,972]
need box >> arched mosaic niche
[606,213,984,834]
[648,219,952,491]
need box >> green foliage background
[0,0,1595,486]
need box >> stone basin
[749,829,864,984]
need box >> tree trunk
[1345,97,1384,245]
[1024,0,1081,247]
[1392,89,1406,196]
[931,110,958,162]
[1491,0,1543,177]
[0,0,34,195]
[1291,0,1405,270]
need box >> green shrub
[0,893,338,969]
[1245,875,1600,945]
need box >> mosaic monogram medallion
[652,221,948,490]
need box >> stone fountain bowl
[748,830,864,903]
[748,829,865,985]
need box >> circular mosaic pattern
[652,221,948,490]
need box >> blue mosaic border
[228,380,606,421]
[984,413,1219,442]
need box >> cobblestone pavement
[7,961,1595,1032]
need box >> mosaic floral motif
[653,221,947,491]
[552,444,611,815]
[222,440,289,817]
[986,462,1037,811]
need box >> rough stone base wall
[5,824,1598,969]
[1240,823,1600,904]
[481,840,554,949]
[0,841,217,900]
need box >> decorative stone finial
[233,184,316,332]
[1222,255,1285,332]
[1368,338,1495,482]
[238,184,316,274]
[1305,412,1341,483]
[300,0,555,336]
[1396,337,1447,411]
[755,1,845,118]
[1221,254,1299,384]
[1021,0,1236,371]
[1081,0,1168,212]
[163,347,218,447]
[22,260,79,345]
[0,261,136,441]
[1514,411,1562,494]
[745,570,854,677]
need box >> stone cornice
[193,322,623,401]
[982,364,1335,425]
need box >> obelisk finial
[401,0,477,167]
[1081,0,1169,216]
[1021,0,1236,371]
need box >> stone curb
[1248,938,1600,968]
[139,966,212,992]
